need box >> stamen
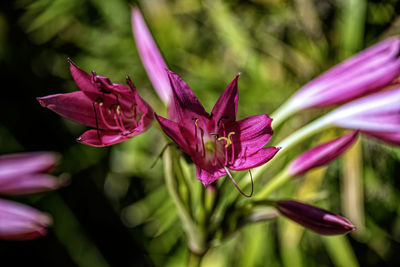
[199,127,205,158]
[96,101,120,130]
[193,118,199,152]
[150,143,173,168]
[217,132,235,148]
[224,166,253,198]
[92,102,101,142]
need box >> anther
[217,132,235,148]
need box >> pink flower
[288,37,400,110]
[131,7,171,104]
[0,151,62,240]
[156,70,280,186]
[288,131,359,176]
[37,60,154,147]
[277,200,356,235]
[0,199,51,240]
[326,87,400,145]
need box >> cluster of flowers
[4,7,400,241]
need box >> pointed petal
[0,198,51,240]
[229,147,280,171]
[37,92,100,129]
[167,70,209,122]
[68,59,99,96]
[277,200,356,235]
[211,73,240,122]
[288,131,359,176]
[155,114,192,154]
[196,165,226,187]
[131,7,171,104]
[0,152,59,178]
[228,114,274,156]
[0,174,66,195]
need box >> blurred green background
[1,0,400,266]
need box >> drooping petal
[288,131,359,176]
[363,131,400,146]
[37,92,100,129]
[166,70,209,123]
[0,198,51,240]
[196,165,226,187]
[228,114,274,156]
[77,129,141,147]
[0,152,59,178]
[0,174,66,195]
[131,7,171,104]
[155,114,192,154]
[229,147,280,171]
[277,200,356,235]
[211,73,240,122]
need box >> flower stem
[187,250,204,267]
[270,100,298,129]
[255,169,292,199]
[163,147,206,254]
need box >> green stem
[163,147,206,254]
[270,100,298,129]
[255,169,292,199]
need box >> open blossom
[325,87,400,145]
[156,70,280,186]
[277,200,356,235]
[37,60,154,147]
[0,152,61,240]
[288,131,359,176]
[287,37,400,111]
[131,7,171,104]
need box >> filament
[224,166,253,198]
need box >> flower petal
[131,7,171,104]
[196,165,226,187]
[37,91,100,129]
[166,70,209,123]
[68,59,99,96]
[0,198,51,240]
[77,129,142,147]
[211,73,240,122]
[0,152,59,178]
[288,131,359,176]
[155,114,192,154]
[229,147,280,171]
[228,114,274,156]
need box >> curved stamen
[224,166,253,198]
[199,127,205,158]
[96,101,120,130]
[193,118,199,152]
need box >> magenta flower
[277,200,356,235]
[287,37,400,110]
[288,131,359,176]
[326,87,400,145]
[131,7,172,104]
[0,199,51,240]
[0,151,62,240]
[156,70,280,187]
[37,60,154,147]
[0,152,63,195]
